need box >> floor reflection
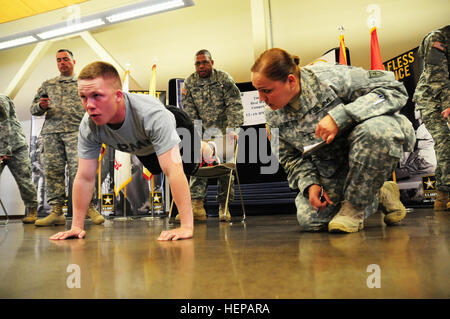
[0,208,448,298]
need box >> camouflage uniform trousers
[190,174,235,204]
[420,109,450,192]
[41,131,79,205]
[296,116,404,231]
[0,145,38,208]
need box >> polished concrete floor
[0,208,448,299]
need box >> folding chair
[169,138,246,222]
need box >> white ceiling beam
[79,31,142,88]
[5,40,52,99]
[250,0,273,60]
[4,31,143,100]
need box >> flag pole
[147,64,157,220]
[98,153,101,207]
[97,144,106,213]
[114,65,133,221]
[124,186,127,218]
[338,25,348,65]
[151,175,155,219]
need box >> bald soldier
[251,48,415,233]
[30,49,104,226]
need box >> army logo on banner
[152,191,163,214]
[102,193,115,215]
[421,175,437,200]
[62,199,69,216]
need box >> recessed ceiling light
[36,19,105,40]
[0,36,37,50]
[106,0,185,23]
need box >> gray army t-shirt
[78,92,181,159]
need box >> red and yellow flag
[114,68,132,196]
[370,27,385,70]
[142,64,157,181]
[339,34,348,65]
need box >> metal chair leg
[0,199,8,226]
[223,170,234,220]
[234,168,246,222]
[169,198,174,219]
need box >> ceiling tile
[0,0,87,24]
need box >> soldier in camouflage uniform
[0,99,6,121]
[251,48,415,233]
[30,49,104,226]
[181,49,244,221]
[413,25,450,211]
[0,94,38,223]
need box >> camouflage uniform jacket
[0,94,27,155]
[265,64,415,196]
[30,75,85,134]
[413,25,449,114]
[182,69,244,134]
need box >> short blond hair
[78,61,122,89]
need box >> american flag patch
[432,41,446,51]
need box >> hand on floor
[158,226,193,241]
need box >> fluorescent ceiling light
[106,0,184,23]
[0,35,37,50]
[37,19,105,40]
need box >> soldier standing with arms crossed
[30,49,104,226]
[181,49,244,221]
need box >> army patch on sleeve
[181,88,188,96]
[432,41,446,52]
[368,70,384,78]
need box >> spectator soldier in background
[0,94,38,223]
[30,49,104,226]
[413,25,450,211]
[181,49,244,221]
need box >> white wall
[270,0,450,68]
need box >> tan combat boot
[218,203,231,222]
[378,181,407,225]
[22,207,38,224]
[35,204,66,227]
[176,199,207,221]
[192,199,207,220]
[86,204,105,225]
[434,190,449,211]
[328,200,364,233]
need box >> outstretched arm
[50,158,98,240]
[157,145,193,241]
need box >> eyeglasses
[195,60,211,67]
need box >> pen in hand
[316,186,324,213]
